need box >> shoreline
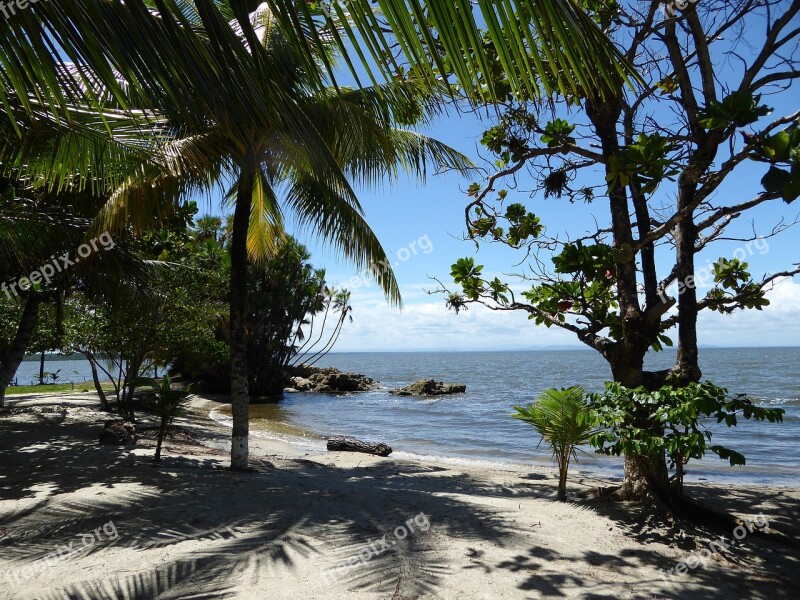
[2,393,799,599]
[204,396,800,488]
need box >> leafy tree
[67,293,166,418]
[1,0,633,469]
[166,230,351,398]
[0,185,151,405]
[513,386,596,502]
[64,206,228,416]
[442,1,800,500]
[587,382,785,497]
[0,193,75,403]
[246,238,349,397]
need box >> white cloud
[334,280,576,352]
[696,277,800,346]
[331,277,800,352]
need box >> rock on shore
[287,365,378,393]
[389,379,466,396]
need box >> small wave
[391,450,543,472]
[762,397,800,406]
[410,398,443,405]
[208,407,232,428]
[250,428,326,452]
[209,406,326,452]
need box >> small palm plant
[513,386,596,502]
[135,375,194,462]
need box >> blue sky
[202,9,800,352]
[203,97,800,351]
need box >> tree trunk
[621,453,671,501]
[0,295,41,406]
[587,97,676,501]
[609,353,673,501]
[39,351,45,384]
[229,161,256,470]
[85,353,111,411]
[155,418,167,462]
[120,354,144,421]
[326,436,392,457]
[557,455,568,502]
[673,182,703,384]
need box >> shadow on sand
[1,400,799,599]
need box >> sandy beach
[1,392,799,600]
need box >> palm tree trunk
[85,352,111,411]
[229,161,256,470]
[0,295,41,406]
[557,453,568,502]
[155,417,168,462]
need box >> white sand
[1,393,798,599]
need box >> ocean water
[236,348,800,485]
[12,358,94,386]
[11,358,156,387]
[19,349,799,484]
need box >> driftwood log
[326,436,392,457]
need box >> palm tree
[513,386,597,502]
[0,1,634,469]
[71,6,472,469]
[195,215,223,242]
[299,288,353,369]
[136,375,195,462]
[0,1,632,132]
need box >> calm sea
[233,348,800,485]
[20,349,799,484]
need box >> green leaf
[711,446,746,466]
[700,92,772,130]
[762,166,793,194]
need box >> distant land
[24,345,799,362]
[326,344,798,353]
[22,353,88,362]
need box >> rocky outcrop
[389,379,466,396]
[287,365,378,393]
[99,420,136,445]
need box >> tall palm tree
[76,6,474,469]
[0,1,634,469]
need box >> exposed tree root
[578,483,800,551]
[576,485,622,501]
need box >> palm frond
[246,167,285,262]
[284,173,401,307]
[0,0,633,137]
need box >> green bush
[587,381,784,492]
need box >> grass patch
[6,383,111,396]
